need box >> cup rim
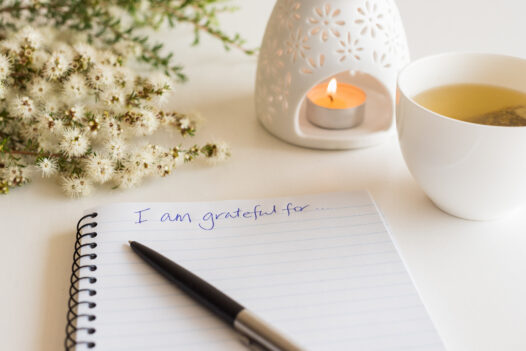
[397,51,526,129]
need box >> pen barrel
[130,241,244,324]
[234,310,306,351]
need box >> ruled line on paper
[94,282,417,319]
[95,313,431,339]
[96,265,405,292]
[95,227,385,256]
[98,239,394,267]
[88,315,438,350]
[96,291,420,324]
[97,267,409,304]
[98,251,400,278]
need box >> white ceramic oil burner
[255,0,410,149]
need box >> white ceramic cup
[397,53,526,220]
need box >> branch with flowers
[0,1,248,197]
[0,0,256,81]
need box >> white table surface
[2,1,526,350]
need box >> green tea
[413,83,526,126]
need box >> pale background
[1,1,526,350]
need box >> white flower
[0,82,6,99]
[134,110,159,136]
[102,88,125,107]
[97,50,119,67]
[85,116,101,137]
[113,67,136,90]
[38,113,63,133]
[38,114,64,134]
[155,156,176,177]
[61,176,92,197]
[85,155,115,183]
[150,72,174,92]
[100,119,122,139]
[129,149,155,176]
[43,99,61,115]
[73,43,96,62]
[36,158,58,178]
[2,166,27,186]
[52,43,74,61]
[145,143,163,158]
[149,73,174,104]
[179,117,190,129]
[63,73,87,100]
[44,51,70,80]
[0,54,11,80]
[207,141,231,165]
[37,27,58,48]
[32,51,50,70]
[20,120,40,140]
[0,40,19,56]
[216,142,231,161]
[115,168,141,189]
[59,128,89,157]
[11,96,35,119]
[105,138,126,160]
[17,26,43,49]
[28,78,53,100]
[66,104,85,122]
[88,64,114,88]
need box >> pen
[128,241,306,351]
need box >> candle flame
[327,78,338,95]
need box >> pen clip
[238,334,269,351]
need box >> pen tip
[128,240,133,245]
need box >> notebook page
[75,191,444,350]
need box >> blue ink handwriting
[133,202,309,231]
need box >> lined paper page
[76,192,444,350]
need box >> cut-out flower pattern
[285,28,310,63]
[308,4,346,42]
[277,0,301,30]
[381,6,410,65]
[336,32,363,62]
[373,50,391,68]
[258,38,284,79]
[271,72,292,111]
[355,0,384,38]
[256,85,276,124]
[383,25,402,55]
[301,54,325,74]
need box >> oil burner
[255,0,410,149]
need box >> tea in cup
[397,53,526,220]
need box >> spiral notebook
[65,191,444,350]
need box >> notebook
[64,191,444,350]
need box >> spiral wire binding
[65,212,99,350]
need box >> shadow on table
[38,231,76,351]
[196,91,352,155]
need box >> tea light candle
[306,78,367,129]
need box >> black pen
[128,241,306,351]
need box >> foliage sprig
[0,0,256,81]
